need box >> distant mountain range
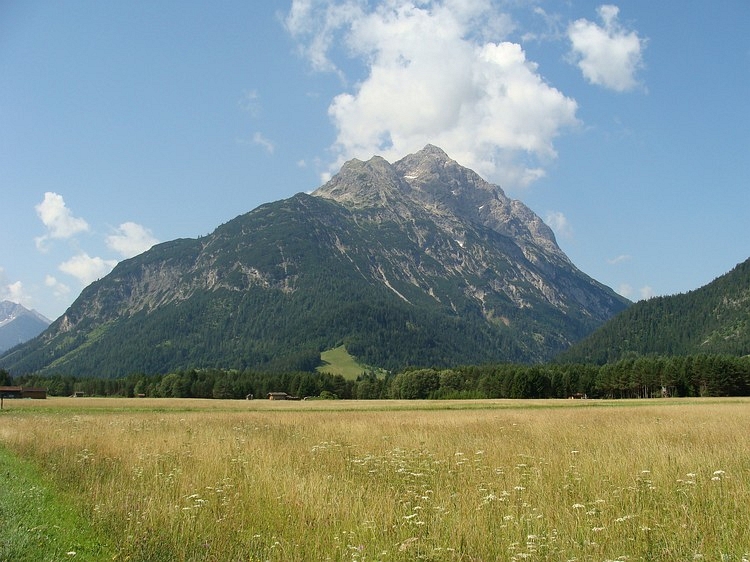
[0,145,629,377]
[560,257,750,363]
[0,301,50,354]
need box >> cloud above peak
[106,222,159,258]
[58,253,117,286]
[567,5,645,92]
[286,0,579,189]
[0,268,33,308]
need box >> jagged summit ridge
[0,301,50,328]
[313,154,411,210]
[314,145,563,259]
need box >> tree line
[5,353,750,400]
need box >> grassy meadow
[317,345,385,380]
[1,397,749,561]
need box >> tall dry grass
[1,398,749,560]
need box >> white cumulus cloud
[1,279,32,308]
[286,0,579,189]
[106,222,159,258]
[34,192,90,249]
[567,5,645,92]
[59,253,117,286]
[0,268,32,307]
[6,281,27,304]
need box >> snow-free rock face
[316,145,563,258]
[313,145,616,316]
[1,146,629,377]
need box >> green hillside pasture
[1,397,749,560]
[317,344,371,380]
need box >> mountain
[0,145,628,377]
[0,301,51,354]
[559,257,750,364]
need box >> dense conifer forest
[6,353,750,400]
[562,258,750,362]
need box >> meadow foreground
[1,397,748,560]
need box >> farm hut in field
[0,386,47,399]
[0,386,22,399]
[267,392,289,400]
[21,387,47,399]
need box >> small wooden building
[267,392,301,401]
[0,386,47,399]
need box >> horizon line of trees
[4,353,750,400]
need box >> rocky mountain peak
[0,301,51,354]
[394,144,464,182]
[0,301,49,327]
[314,145,564,261]
[0,301,24,325]
[313,154,411,210]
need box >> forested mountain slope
[1,146,628,377]
[560,257,750,364]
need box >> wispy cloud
[45,275,71,299]
[34,192,89,250]
[545,211,573,239]
[617,282,654,301]
[238,89,262,117]
[285,0,363,77]
[106,222,159,258]
[607,254,632,265]
[617,283,632,298]
[639,285,654,300]
[567,5,645,92]
[285,0,579,189]
[58,253,117,286]
[252,132,275,154]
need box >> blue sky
[2,1,749,321]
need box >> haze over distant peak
[0,300,51,354]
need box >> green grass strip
[0,445,113,562]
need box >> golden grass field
[1,397,749,560]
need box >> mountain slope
[0,146,628,377]
[559,257,750,363]
[0,301,50,354]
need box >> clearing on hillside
[317,345,373,380]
